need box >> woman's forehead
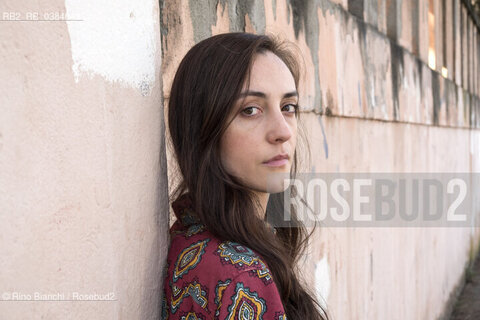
[246,52,296,94]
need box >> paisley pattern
[161,294,169,320]
[171,280,209,314]
[226,282,267,319]
[214,279,232,318]
[180,311,206,320]
[215,241,273,284]
[173,239,209,283]
[215,241,257,268]
[185,224,206,238]
[162,193,287,319]
[248,259,273,285]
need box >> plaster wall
[0,0,168,318]
[160,0,480,319]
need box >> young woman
[161,32,329,320]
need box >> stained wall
[161,0,480,319]
[0,0,168,319]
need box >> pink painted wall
[0,0,169,318]
[161,0,480,319]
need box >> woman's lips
[263,158,288,167]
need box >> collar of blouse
[171,193,276,235]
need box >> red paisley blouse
[161,193,287,319]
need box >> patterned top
[161,193,287,319]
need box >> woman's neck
[253,191,269,220]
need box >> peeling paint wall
[0,0,168,318]
[65,0,157,95]
[160,0,480,319]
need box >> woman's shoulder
[166,223,273,282]
[162,223,286,319]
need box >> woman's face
[220,51,298,194]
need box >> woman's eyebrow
[237,90,298,99]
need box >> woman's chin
[265,174,291,194]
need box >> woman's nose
[266,108,293,143]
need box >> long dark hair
[167,32,329,320]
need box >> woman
[161,32,329,320]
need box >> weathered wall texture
[0,0,168,319]
[161,0,480,319]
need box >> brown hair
[167,32,329,320]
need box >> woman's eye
[242,106,260,116]
[283,103,298,113]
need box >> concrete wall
[0,0,169,319]
[160,0,480,319]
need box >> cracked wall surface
[161,1,480,319]
[0,0,168,319]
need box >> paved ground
[449,252,480,319]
